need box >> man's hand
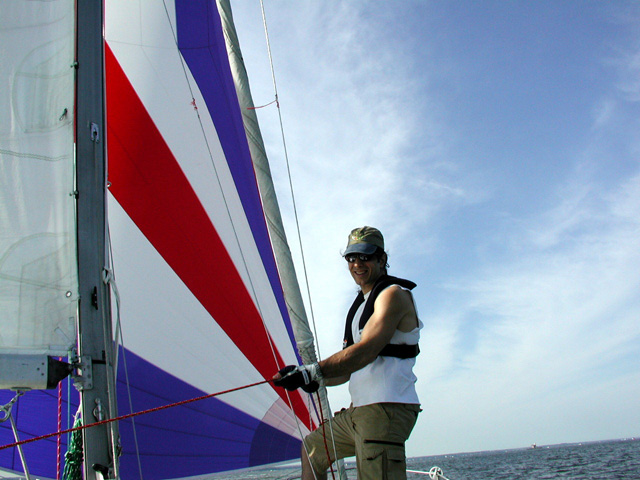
[272,363,322,393]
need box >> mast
[75,1,119,478]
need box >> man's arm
[318,285,416,380]
[323,374,350,387]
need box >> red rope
[56,375,62,480]
[247,99,278,110]
[0,379,271,452]
[316,391,336,480]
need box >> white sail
[0,0,77,357]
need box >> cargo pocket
[362,441,406,480]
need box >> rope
[56,374,63,480]
[316,392,336,480]
[0,379,271,452]
[247,99,278,110]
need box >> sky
[230,1,640,457]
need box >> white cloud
[613,39,640,102]
[592,97,617,129]
[232,0,640,458]
[411,169,640,455]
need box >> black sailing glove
[273,364,322,393]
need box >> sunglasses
[345,253,375,263]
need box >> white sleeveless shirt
[348,285,422,407]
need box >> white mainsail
[0,0,77,359]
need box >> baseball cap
[343,226,384,255]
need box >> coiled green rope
[62,415,83,480]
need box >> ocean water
[409,438,640,480]
[211,438,639,479]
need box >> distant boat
[531,443,538,449]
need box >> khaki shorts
[304,403,420,480]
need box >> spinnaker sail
[1,0,321,478]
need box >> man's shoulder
[374,284,414,309]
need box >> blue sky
[232,1,640,456]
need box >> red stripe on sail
[104,44,311,429]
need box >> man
[273,226,421,480]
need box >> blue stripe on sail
[250,421,304,467]
[173,0,300,361]
[1,349,301,479]
[117,348,301,478]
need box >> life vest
[342,274,420,359]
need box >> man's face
[345,252,386,293]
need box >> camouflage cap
[343,226,384,255]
